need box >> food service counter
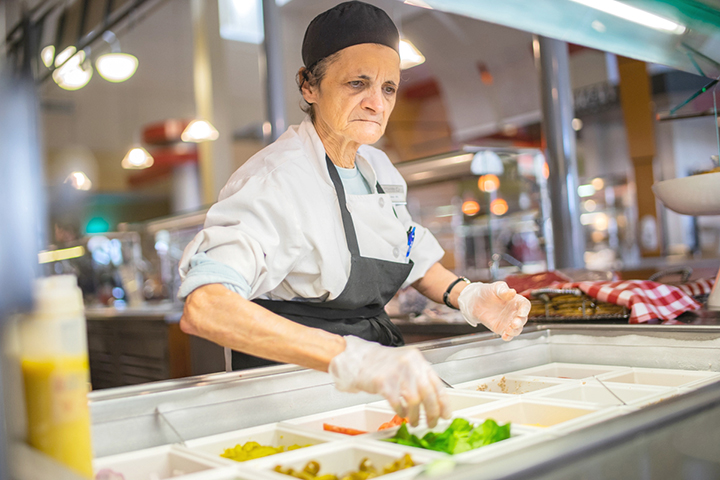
[85,325,720,479]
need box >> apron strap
[325,155,360,256]
[324,155,391,255]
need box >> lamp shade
[471,151,504,176]
[121,146,154,169]
[96,53,138,82]
[181,120,219,142]
[52,50,92,91]
[399,38,425,70]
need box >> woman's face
[302,43,400,146]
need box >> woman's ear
[298,67,318,104]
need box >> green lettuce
[384,418,510,455]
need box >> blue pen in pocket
[406,226,416,258]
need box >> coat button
[379,197,385,208]
[393,247,399,257]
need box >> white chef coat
[178,116,445,302]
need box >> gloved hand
[458,281,531,341]
[329,335,451,428]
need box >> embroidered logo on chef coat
[379,184,406,205]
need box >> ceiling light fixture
[569,0,686,34]
[399,38,425,70]
[41,45,55,68]
[54,46,76,67]
[490,198,508,216]
[64,171,92,190]
[96,31,139,83]
[471,151,504,176]
[181,120,220,142]
[404,0,434,9]
[52,50,93,91]
[478,174,500,193]
[121,146,154,169]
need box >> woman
[179,1,530,428]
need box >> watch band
[443,277,470,310]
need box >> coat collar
[298,116,380,193]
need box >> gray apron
[231,155,413,370]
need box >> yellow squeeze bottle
[19,275,93,478]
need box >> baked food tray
[527,288,630,323]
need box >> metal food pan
[363,417,534,460]
[510,362,629,379]
[246,439,433,479]
[530,381,671,408]
[179,423,335,467]
[454,374,571,395]
[596,367,720,388]
[282,404,399,438]
[93,445,225,480]
[366,390,509,416]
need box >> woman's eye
[384,86,397,95]
[349,80,364,88]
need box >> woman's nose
[361,87,385,113]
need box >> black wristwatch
[443,277,471,309]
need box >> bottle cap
[33,274,84,318]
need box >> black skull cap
[302,1,400,69]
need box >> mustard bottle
[19,275,93,478]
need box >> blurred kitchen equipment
[649,267,693,284]
[653,173,720,310]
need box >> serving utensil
[155,407,187,446]
[438,376,454,389]
[592,376,626,406]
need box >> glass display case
[397,148,552,282]
[41,231,148,308]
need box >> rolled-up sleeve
[178,171,310,300]
[177,252,252,299]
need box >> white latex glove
[458,281,531,341]
[329,335,451,427]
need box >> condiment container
[19,274,93,478]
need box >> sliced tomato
[322,423,367,436]
[378,415,409,431]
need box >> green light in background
[86,217,110,233]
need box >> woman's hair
[295,52,341,122]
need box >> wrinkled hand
[329,336,451,427]
[458,282,531,341]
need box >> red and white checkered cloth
[676,278,715,297]
[541,279,714,324]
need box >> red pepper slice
[322,423,367,436]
